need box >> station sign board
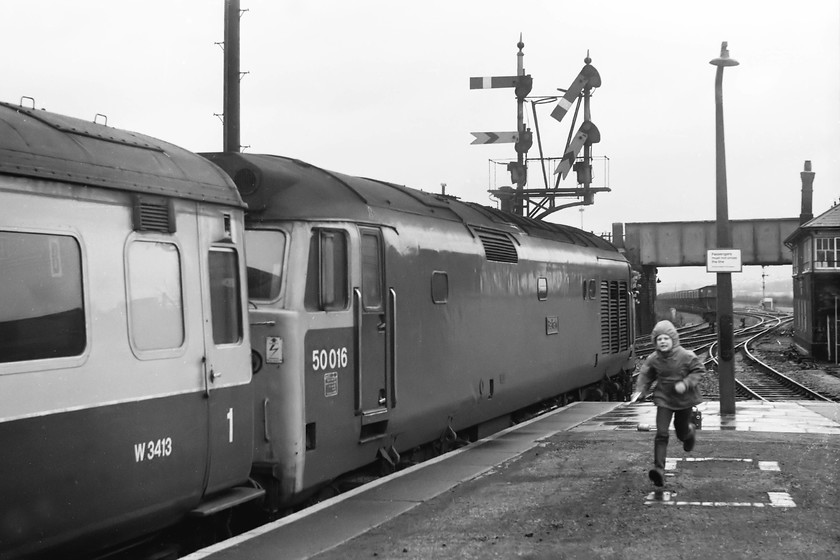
[706,249,742,273]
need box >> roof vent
[132,195,175,233]
[476,229,518,263]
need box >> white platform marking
[646,457,795,507]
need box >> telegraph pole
[710,42,739,415]
[223,0,241,153]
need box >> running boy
[633,320,705,487]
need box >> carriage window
[209,248,243,344]
[361,232,383,310]
[0,231,85,363]
[245,230,286,300]
[305,229,348,311]
[127,241,184,350]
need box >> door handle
[210,369,222,382]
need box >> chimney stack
[799,160,814,225]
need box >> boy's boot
[683,424,696,452]
[648,468,664,487]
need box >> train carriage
[202,152,636,509]
[0,103,259,559]
[656,284,718,324]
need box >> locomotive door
[197,208,253,495]
[356,227,393,422]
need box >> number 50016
[312,347,348,371]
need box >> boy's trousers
[654,406,695,470]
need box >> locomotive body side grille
[476,230,518,263]
[600,280,629,353]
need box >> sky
[2,1,838,290]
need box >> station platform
[184,400,840,560]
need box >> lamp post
[710,42,738,415]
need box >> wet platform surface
[186,400,840,560]
[574,400,840,434]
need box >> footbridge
[613,218,798,333]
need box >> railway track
[636,312,840,403]
[704,315,840,403]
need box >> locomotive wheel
[582,387,604,401]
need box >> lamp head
[710,41,739,67]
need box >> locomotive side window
[305,229,349,311]
[127,241,184,351]
[431,271,448,304]
[361,231,383,311]
[0,231,85,363]
[244,230,286,300]
[537,277,548,301]
[209,248,243,344]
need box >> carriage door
[356,227,393,432]
[198,209,253,495]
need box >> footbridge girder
[616,218,798,333]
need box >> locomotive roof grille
[462,202,615,250]
[476,229,518,263]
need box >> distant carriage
[656,284,717,324]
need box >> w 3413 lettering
[134,437,173,462]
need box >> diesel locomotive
[201,151,636,512]
[0,103,635,559]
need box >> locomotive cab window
[209,247,243,344]
[245,229,286,301]
[0,231,85,364]
[127,240,185,352]
[361,230,383,311]
[305,229,349,311]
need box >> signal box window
[128,241,185,351]
[815,237,838,269]
[209,248,243,344]
[0,231,85,363]
[431,271,449,304]
[305,229,349,311]
[361,232,383,311]
[245,229,286,300]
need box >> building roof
[784,203,840,245]
[802,203,840,229]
